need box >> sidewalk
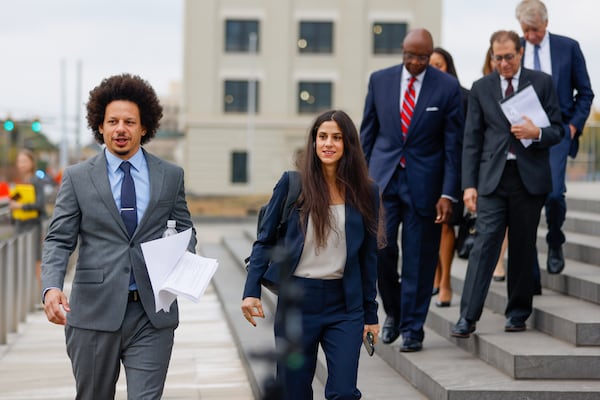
[0,223,254,400]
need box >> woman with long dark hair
[242,109,383,400]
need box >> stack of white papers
[499,84,550,148]
[141,228,219,312]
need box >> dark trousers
[460,161,546,322]
[378,167,441,341]
[65,301,175,400]
[533,129,570,279]
[275,277,363,400]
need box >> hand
[241,297,264,327]
[43,288,70,325]
[364,324,380,345]
[8,200,21,210]
[569,124,577,139]
[463,188,478,213]
[435,197,452,224]
[510,116,540,140]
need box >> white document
[141,228,219,312]
[499,84,550,148]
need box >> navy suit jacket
[243,172,380,325]
[462,69,563,196]
[360,64,462,216]
[521,33,594,157]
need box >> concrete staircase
[201,186,600,399]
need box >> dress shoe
[451,317,476,338]
[381,316,401,344]
[492,275,505,282]
[435,300,451,307]
[547,246,565,274]
[432,287,440,296]
[400,337,422,352]
[504,318,526,332]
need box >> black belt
[128,290,140,302]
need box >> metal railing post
[6,238,18,333]
[0,243,7,344]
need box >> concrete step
[426,299,600,379]
[451,259,600,346]
[567,195,600,214]
[377,326,600,399]
[213,237,426,399]
[561,210,600,236]
[537,227,600,267]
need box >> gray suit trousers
[66,301,175,399]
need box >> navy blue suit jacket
[243,172,380,325]
[521,33,594,157]
[360,64,462,216]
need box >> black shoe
[451,317,476,338]
[504,318,527,332]
[492,275,505,282]
[435,300,451,307]
[381,316,400,344]
[400,337,422,352]
[547,246,565,274]
[533,283,542,296]
[432,287,440,296]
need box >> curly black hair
[86,74,163,145]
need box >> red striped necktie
[400,76,416,167]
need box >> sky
[0,0,598,146]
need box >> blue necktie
[119,161,137,237]
[533,44,541,71]
[120,161,137,287]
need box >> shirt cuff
[441,194,458,203]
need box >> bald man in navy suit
[360,28,462,352]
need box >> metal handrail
[0,225,42,345]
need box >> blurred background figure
[9,149,47,292]
[429,47,469,307]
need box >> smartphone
[362,332,375,356]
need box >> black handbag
[456,212,477,259]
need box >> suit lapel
[136,150,164,235]
[391,66,403,132]
[88,153,128,235]
[548,33,561,87]
[408,68,434,138]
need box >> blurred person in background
[429,47,469,308]
[516,0,594,279]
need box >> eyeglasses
[403,52,431,63]
[491,53,517,62]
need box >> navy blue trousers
[275,277,363,400]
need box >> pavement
[0,224,254,400]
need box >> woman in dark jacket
[242,109,383,400]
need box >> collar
[105,148,144,174]
[500,67,522,84]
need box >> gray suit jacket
[42,149,197,332]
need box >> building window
[298,21,333,54]
[298,81,332,114]
[231,151,248,183]
[225,20,260,52]
[372,22,407,55]
[224,80,259,113]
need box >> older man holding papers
[451,30,563,338]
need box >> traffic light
[31,119,41,133]
[3,119,14,132]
